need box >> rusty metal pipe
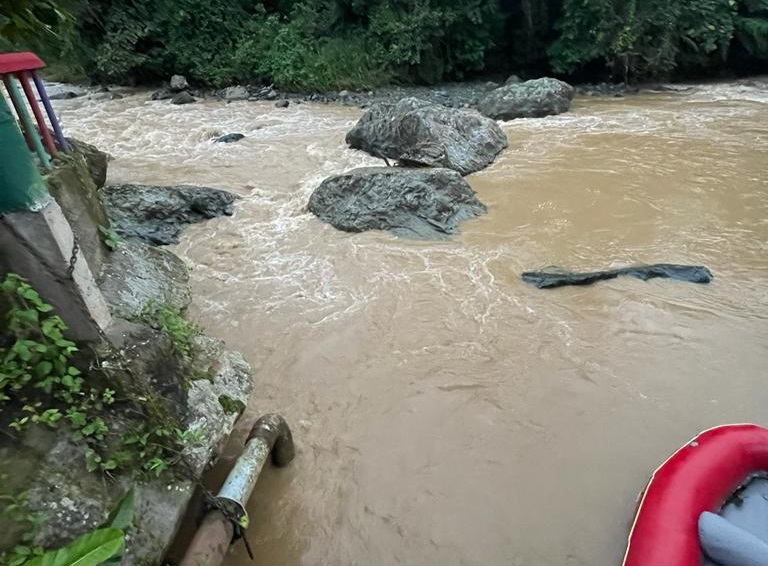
[180,414,294,566]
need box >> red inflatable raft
[623,423,768,566]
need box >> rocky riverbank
[0,139,251,566]
[46,74,650,112]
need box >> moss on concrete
[45,145,110,275]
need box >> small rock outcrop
[64,137,109,189]
[213,133,245,143]
[345,98,507,176]
[275,99,289,108]
[171,91,195,105]
[308,167,486,239]
[101,184,238,245]
[48,90,80,100]
[478,77,575,120]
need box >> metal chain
[200,487,255,559]
[66,237,79,278]
[176,457,255,560]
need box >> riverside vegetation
[1,0,767,90]
[0,273,205,479]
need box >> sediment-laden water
[56,79,768,565]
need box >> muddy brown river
[56,80,768,565]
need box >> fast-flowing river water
[56,79,768,565]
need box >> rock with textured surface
[184,335,252,471]
[220,85,249,101]
[213,133,245,143]
[345,98,507,176]
[64,137,109,189]
[101,184,238,245]
[171,91,195,105]
[98,239,191,317]
[478,77,575,120]
[170,74,189,91]
[308,167,486,239]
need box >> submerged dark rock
[171,91,196,105]
[308,167,486,239]
[345,97,507,176]
[151,88,175,101]
[48,90,80,100]
[478,77,575,120]
[521,264,713,289]
[213,133,245,143]
[101,184,238,245]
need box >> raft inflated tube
[623,424,768,566]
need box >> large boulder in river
[220,85,249,101]
[308,167,486,239]
[478,77,575,120]
[170,74,189,91]
[345,98,507,176]
[101,184,238,245]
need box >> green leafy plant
[97,225,122,251]
[0,475,133,566]
[0,274,92,428]
[22,489,132,566]
[0,488,45,566]
[139,303,200,361]
[23,528,123,566]
[218,394,245,416]
[99,489,133,566]
[114,424,203,477]
[0,274,118,466]
[0,275,202,479]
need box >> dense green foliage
[549,0,768,80]
[0,0,70,44]
[4,0,768,89]
[0,274,202,478]
[1,488,133,566]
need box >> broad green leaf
[103,490,134,531]
[25,528,123,566]
[98,491,134,566]
[35,361,53,377]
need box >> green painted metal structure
[0,92,49,213]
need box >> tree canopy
[4,0,768,89]
[0,0,71,44]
